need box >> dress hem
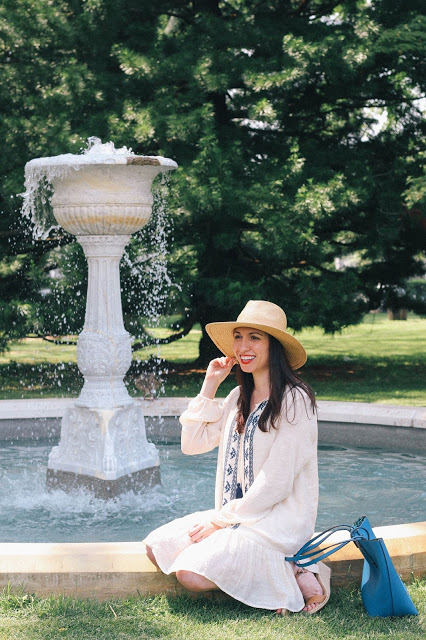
[150,548,304,612]
[169,565,304,612]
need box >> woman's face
[232,327,270,377]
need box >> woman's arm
[180,356,236,455]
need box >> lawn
[0,313,425,405]
[0,581,424,640]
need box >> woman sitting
[145,300,330,615]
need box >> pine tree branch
[132,314,196,350]
[306,1,344,20]
[36,334,78,346]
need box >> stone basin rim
[0,521,423,598]
[1,397,425,425]
[26,155,178,169]
[1,398,424,453]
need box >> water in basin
[0,438,424,543]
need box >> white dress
[144,386,319,612]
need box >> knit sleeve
[212,390,317,527]
[180,388,239,455]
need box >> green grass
[0,314,425,405]
[0,581,424,640]
[134,312,424,363]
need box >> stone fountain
[24,139,177,498]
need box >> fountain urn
[26,144,177,498]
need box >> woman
[144,300,331,615]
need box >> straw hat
[205,300,307,370]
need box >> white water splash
[124,175,182,395]
[21,137,176,239]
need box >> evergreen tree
[1,0,425,363]
[120,0,426,361]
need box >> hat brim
[205,321,307,370]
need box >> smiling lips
[239,355,255,365]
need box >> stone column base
[46,403,161,498]
[46,466,161,500]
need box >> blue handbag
[286,515,418,617]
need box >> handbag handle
[286,521,370,567]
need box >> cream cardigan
[180,386,319,555]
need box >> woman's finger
[188,524,202,537]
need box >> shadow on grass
[0,583,424,640]
[158,584,424,640]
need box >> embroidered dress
[144,386,319,612]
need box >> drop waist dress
[143,385,319,612]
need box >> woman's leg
[146,545,218,592]
[176,570,219,592]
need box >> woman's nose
[240,337,250,351]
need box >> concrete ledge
[318,401,426,429]
[1,397,425,427]
[1,398,425,452]
[0,522,423,599]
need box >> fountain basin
[0,398,424,597]
[50,163,172,236]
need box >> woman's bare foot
[294,567,325,613]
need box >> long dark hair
[235,335,317,433]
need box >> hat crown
[236,300,287,332]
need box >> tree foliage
[0,0,425,362]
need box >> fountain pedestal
[46,404,160,498]
[25,141,177,497]
[46,235,160,497]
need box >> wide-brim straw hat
[205,300,307,370]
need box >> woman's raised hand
[200,357,236,399]
[206,356,236,383]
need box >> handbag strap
[286,539,353,566]
[286,523,368,567]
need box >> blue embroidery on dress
[221,415,240,507]
[243,400,268,493]
[221,401,268,507]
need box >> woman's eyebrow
[233,329,264,336]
